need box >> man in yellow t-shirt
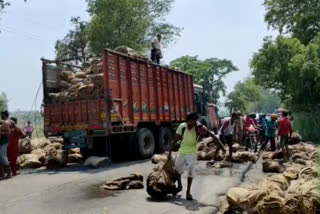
[170,112,225,200]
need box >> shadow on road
[146,195,218,212]
[20,159,150,176]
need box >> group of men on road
[170,110,292,201]
[0,110,34,179]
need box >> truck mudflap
[63,131,87,149]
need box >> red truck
[42,49,219,159]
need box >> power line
[2,26,44,42]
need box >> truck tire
[135,128,155,159]
[157,127,172,153]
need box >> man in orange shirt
[278,111,292,160]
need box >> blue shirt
[266,119,277,137]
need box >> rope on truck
[24,81,43,137]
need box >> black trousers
[151,49,161,64]
[260,136,276,151]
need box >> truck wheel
[135,128,155,159]
[158,127,172,153]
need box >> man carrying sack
[171,112,225,200]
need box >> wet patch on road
[82,184,119,200]
[196,162,248,177]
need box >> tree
[256,89,281,113]
[55,17,90,64]
[251,34,320,112]
[0,1,9,12]
[86,0,181,54]
[225,79,264,114]
[264,0,320,44]
[170,56,238,103]
[0,92,8,113]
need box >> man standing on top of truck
[151,34,162,64]
[171,112,225,200]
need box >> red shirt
[244,117,255,129]
[8,127,25,157]
[278,116,292,136]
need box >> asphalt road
[0,160,251,214]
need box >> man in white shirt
[151,34,162,64]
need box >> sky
[0,0,276,111]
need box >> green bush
[317,147,320,197]
[293,111,320,143]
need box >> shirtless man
[0,111,12,179]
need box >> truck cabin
[193,84,208,117]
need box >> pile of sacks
[152,137,256,166]
[18,137,82,169]
[197,137,256,163]
[101,173,144,190]
[224,143,319,214]
[49,46,149,103]
[262,142,318,173]
[49,59,104,103]
[114,46,149,61]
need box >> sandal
[186,193,193,201]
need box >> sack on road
[101,173,144,190]
[20,138,32,154]
[146,154,179,200]
[84,156,110,168]
[45,148,67,170]
[17,154,43,169]
[262,160,286,173]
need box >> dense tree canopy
[251,34,320,112]
[86,0,181,54]
[264,0,320,45]
[170,56,238,104]
[256,89,281,114]
[55,17,90,64]
[225,79,264,114]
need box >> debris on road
[207,160,233,168]
[101,173,144,190]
